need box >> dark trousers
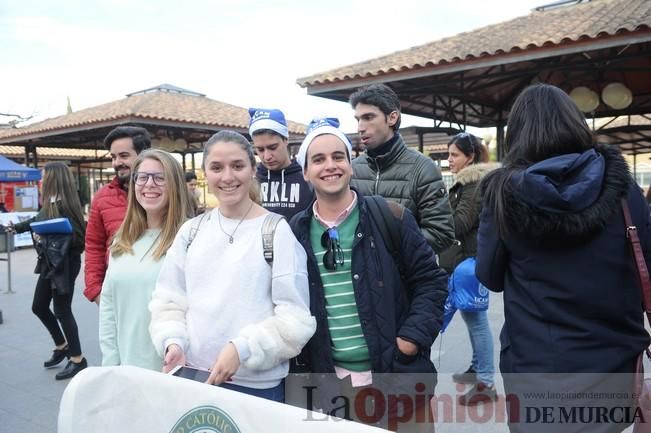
[221,380,285,403]
[31,255,82,357]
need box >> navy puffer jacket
[289,189,448,373]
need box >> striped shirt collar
[313,190,357,229]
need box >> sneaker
[55,358,87,380]
[452,365,477,384]
[44,346,69,368]
[458,382,497,406]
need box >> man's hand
[163,344,186,373]
[206,343,240,385]
[396,337,418,356]
[93,294,101,306]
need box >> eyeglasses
[321,227,344,271]
[133,172,166,186]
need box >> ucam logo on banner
[57,366,384,433]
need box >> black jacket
[14,203,85,295]
[351,134,455,253]
[289,189,448,373]
[477,145,650,374]
[34,233,73,295]
[439,162,499,273]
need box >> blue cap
[248,107,289,139]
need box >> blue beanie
[296,117,352,168]
[248,108,289,139]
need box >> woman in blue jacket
[477,84,650,433]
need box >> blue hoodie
[510,148,605,214]
[255,160,313,219]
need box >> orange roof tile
[0,90,306,141]
[298,0,651,87]
[0,145,108,159]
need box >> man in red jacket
[83,126,151,304]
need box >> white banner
[58,366,384,433]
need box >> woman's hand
[162,344,186,373]
[206,343,240,385]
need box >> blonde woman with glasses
[99,149,192,371]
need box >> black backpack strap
[365,196,405,275]
[262,213,285,265]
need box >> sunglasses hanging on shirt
[321,227,345,271]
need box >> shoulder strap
[365,196,404,274]
[186,212,209,251]
[621,198,651,324]
[621,198,651,401]
[262,213,285,265]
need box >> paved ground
[0,248,101,433]
[3,246,629,432]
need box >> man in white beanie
[248,107,313,219]
[289,118,447,431]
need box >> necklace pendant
[228,236,234,244]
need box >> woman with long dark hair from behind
[10,162,87,380]
[477,84,650,432]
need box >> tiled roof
[0,145,108,159]
[0,90,306,140]
[298,0,651,87]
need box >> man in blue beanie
[249,107,313,219]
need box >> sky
[1,0,546,135]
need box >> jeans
[221,380,285,402]
[460,308,495,386]
[31,254,82,357]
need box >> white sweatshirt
[149,210,315,389]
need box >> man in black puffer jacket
[350,84,455,255]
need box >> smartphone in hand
[168,365,210,383]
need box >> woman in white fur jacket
[149,130,316,402]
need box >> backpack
[364,195,405,276]
[185,211,284,265]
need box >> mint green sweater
[99,229,164,371]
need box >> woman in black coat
[11,162,87,380]
[477,84,650,433]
